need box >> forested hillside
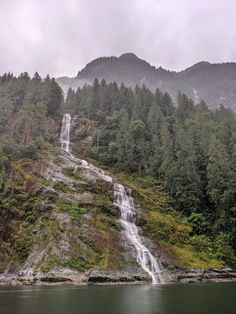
[65,79,236,266]
[57,53,236,111]
[0,73,63,270]
[0,73,235,278]
[0,72,62,158]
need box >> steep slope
[1,74,235,286]
[57,53,236,111]
[1,112,228,286]
[0,152,151,284]
[167,61,236,110]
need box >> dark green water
[0,283,235,314]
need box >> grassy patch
[56,198,88,219]
[57,256,91,271]
[144,211,191,244]
[161,242,224,269]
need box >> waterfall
[59,113,163,284]
[60,113,71,153]
[193,87,199,104]
[114,183,164,284]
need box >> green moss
[78,234,100,253]
[57,256,91,271]
[144,211,191,244]
[113,172,227,269]
[115,172,173,212]
[161,242,224,269]
[56,198,88,219]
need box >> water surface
[0,282,235,314]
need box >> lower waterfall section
[114,183,164,284]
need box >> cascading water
[60,114,112,182]
[60,113,163,284]
[114,183,164,284]
[193,87,199,104]
[60,113,71,153]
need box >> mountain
[0,74,235,286]
[57,53,236,111]
[57,53,174,96]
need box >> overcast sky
[0,0,235,77]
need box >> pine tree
[207,137,231,225]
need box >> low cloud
[0,0,235,77]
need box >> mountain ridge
[57,53,236,111]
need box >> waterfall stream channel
[60,113,163,284]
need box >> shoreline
[0,268,236,286]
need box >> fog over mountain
[57,53,236,111]
[0,0,236,77]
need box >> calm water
[0,283,235,314]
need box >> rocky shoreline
[172,268,236,283]
[0,270,149,286]
[0,268,236,286]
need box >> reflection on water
[0,283,235,314]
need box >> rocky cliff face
[1,148,236,286]
[18,153,138,274]
[0,149,165,285]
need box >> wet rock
[88,270,149,284]
[174,268,236,283]
[0,269,150,286]
[1,268,236,286]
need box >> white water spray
[193,88,199,104]
[114,183,163,284]
[60,114,112,182]
[60,113,71,153]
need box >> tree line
[65,79,236,264]
[0,73,235,265]
[0,72,63,161]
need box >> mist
[0,0,235,77]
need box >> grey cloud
[0,0,235,77]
